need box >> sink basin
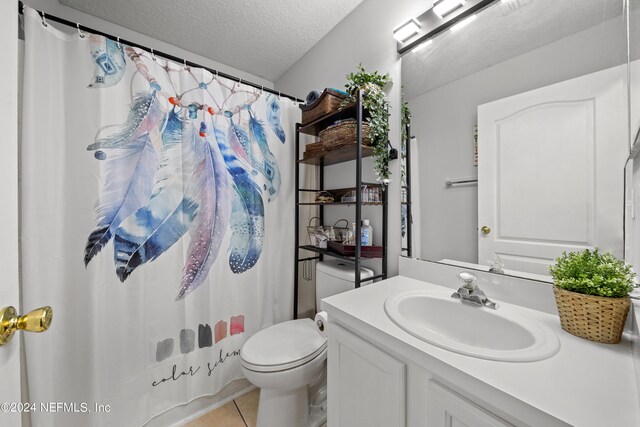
[384,289,559,362]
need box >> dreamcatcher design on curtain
[82,35,287,301]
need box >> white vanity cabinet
[327,323,405,427]
[323,275,640,427]
[327,322,514,427]
[427,381,513,427]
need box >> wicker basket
[302,141,326,159]
[319,119,371,150]
[553,286,631,344]
[299,89,347,125]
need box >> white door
[478,65,627,275]
[0,0,22,426]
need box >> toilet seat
[241,319,327,373]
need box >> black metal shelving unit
[401,123,413,258]
[294,90,388,319]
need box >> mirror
[401,0,630,281]
[625,0,640,277]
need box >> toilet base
[240,328,327,427]
[256,386,309,427]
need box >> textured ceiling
[59,0,364,82]
[402,0,624,99]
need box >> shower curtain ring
[77,23,85,38]
[41,12,48,27]
[278,91,282,100]
[183,59,188,70]
[116,36,121,48]
[150,48,156,61]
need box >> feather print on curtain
[20,7,296,427]
[83,46,285,299]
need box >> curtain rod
[17,1,305,103]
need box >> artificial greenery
[343,64,392,182]
[549,249,635,298]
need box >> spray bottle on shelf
[361,219,372,246]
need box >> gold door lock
[0,306,52,346]
[481,226,491,235]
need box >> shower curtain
[21,7,295,426]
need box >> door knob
[0,306,53,346]
[481,226,491,235]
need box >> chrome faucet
[451,272,497,309]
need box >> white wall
[23,0,273,90]
[276,0,426,289]
[409,12,627,264]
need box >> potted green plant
[549,248,635,344]
[343,64,392,183]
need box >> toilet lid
[241,319,327,372]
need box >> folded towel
[306,90,321,105]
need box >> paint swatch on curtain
[215,321,228,343]
[156,338,174,362]
[180,329,195,354]
[154,315,247,362]
[198,324,213,348]
[230,315,245,335]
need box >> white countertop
[322,275,640,427]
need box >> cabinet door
[427,381,513,427]
[328,323,405,427]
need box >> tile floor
[185,388,259,427]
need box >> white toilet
[241,260,374,427]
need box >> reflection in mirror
[401,0,629,281]
[401,101,420,258]
[625,0,640,279]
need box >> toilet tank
[315,260,374,312]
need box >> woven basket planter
[553,286,630,344]
[319,119,371,150]
[299,89,347,125]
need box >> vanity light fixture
[395,0,496,55]
[393,18,421,43]
[411,39,433,53]
[450,14,477,32]
[433,0,466,18]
